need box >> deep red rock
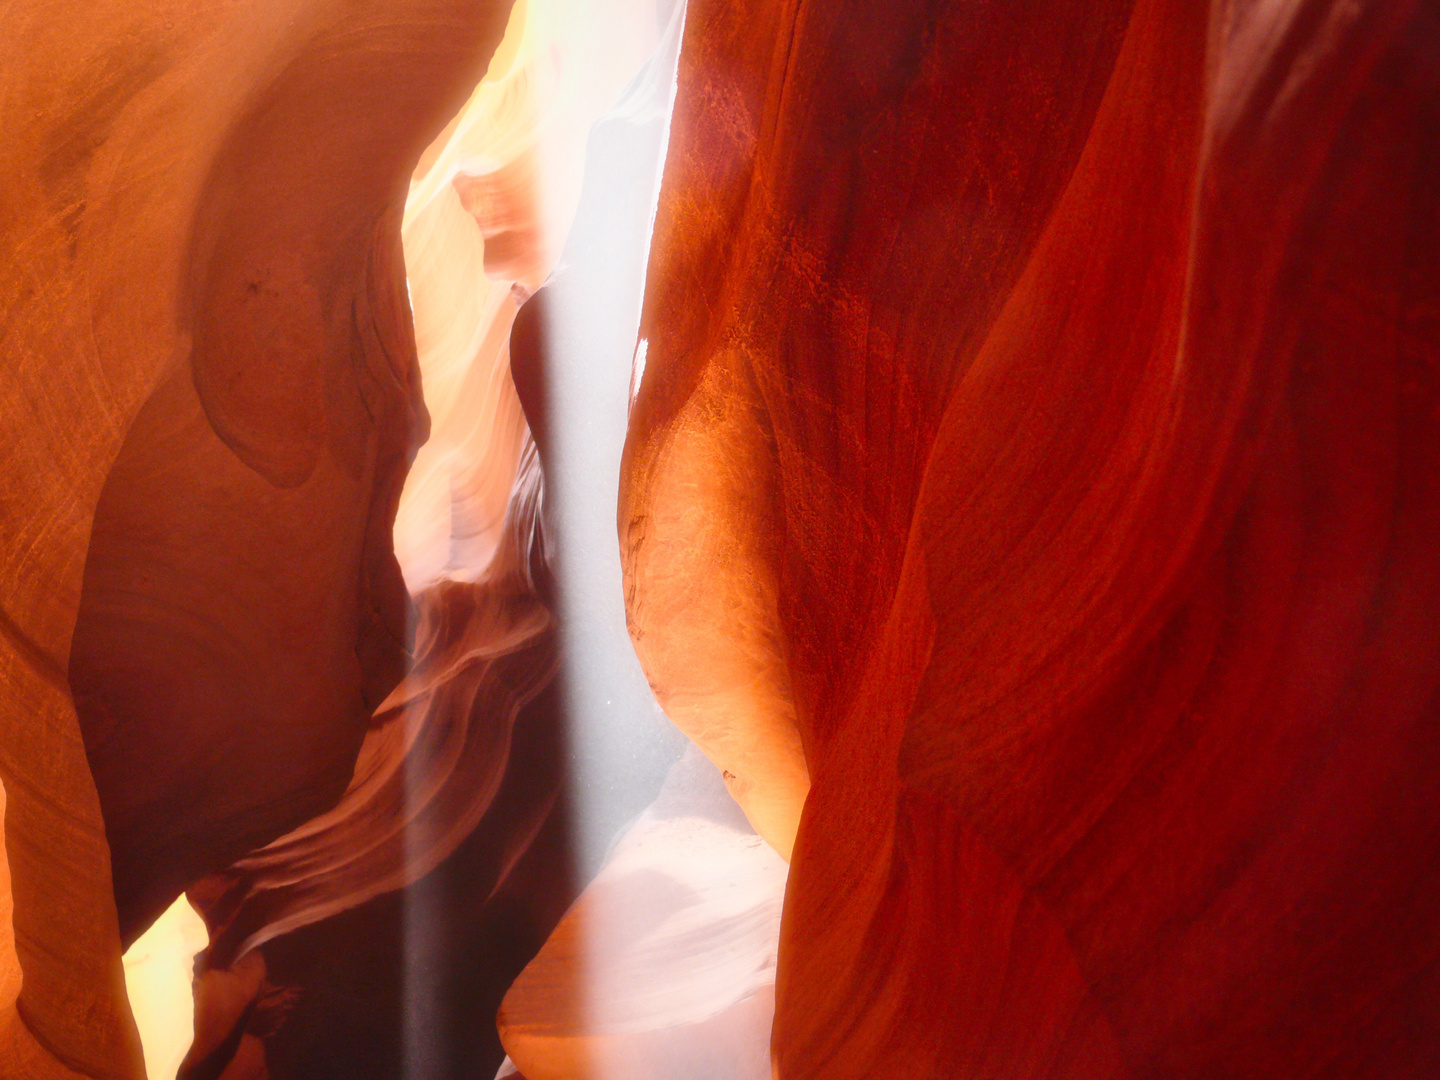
[622,0,1440,1075]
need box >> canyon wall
[3,0,1438,1076]
[0,1,511,1074]
[622,0,1440,1075]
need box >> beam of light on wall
[121,894,208,1080]
[397,3,683,1078]
[531,0,689,882]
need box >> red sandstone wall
[622,0,1440,1075]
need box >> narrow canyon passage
[2,0,1438,1078]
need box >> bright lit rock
[499,746,787,1080]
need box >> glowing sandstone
[2,0,1437,1076]
[171,2,685,1074]
[395,0,667,591]
[623,0,1440,1075]
[0,0,511,1074]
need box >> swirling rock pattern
[4,0,1438,1076]
[623,0,1440,1075]
[1,0,511,1074]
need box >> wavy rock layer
[175,4,687,1076]
[396,0,669,591]
[1,0,510,1075]
[623,0,1440,1076]
[177,452,556,1080]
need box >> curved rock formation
[169,3,690,1075]
[1,0,511,1074]
[623,0,1440,1075]
[175,450,554,1079]
[190,449,553,973]
[395,0,669,592]
[6,0,1438,1075]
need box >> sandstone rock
[624,0,1440,1075]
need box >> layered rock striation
[622,0,1440,1075]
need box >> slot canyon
[1,0,1437,1077]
